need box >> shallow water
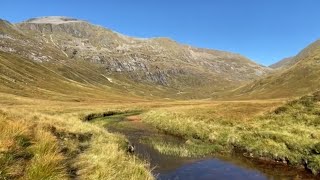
[157,159,267,180]
[104,117,318,180]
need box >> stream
[95,114,318,180]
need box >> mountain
[269,57,296,69]
[0,16,271,99]
[229,40,320,99]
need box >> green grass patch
[143,137,224,157]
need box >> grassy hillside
[227,40,320,99]
[0,52,115,101]
[269,57,296,69]
[0,51,182,101]
[13,17,271,96]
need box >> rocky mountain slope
[229,40,320,99]
[1,16,271,99]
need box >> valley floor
[1,91,320,179]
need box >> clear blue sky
[1,0,320,66]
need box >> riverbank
[142,92,320,175]
[91,110,318,179]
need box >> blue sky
[1,0,320,66]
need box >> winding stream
[95,114,318,180]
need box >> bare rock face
[1,17,272,96]
[0,19,66,63]
[25,16,83,24]
[19,17,92,38]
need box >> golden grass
[1,83,319,179]
[0,87,287,178]
[0,118,31,179]
[142,93,320,174]
[226,40,320,100]
[25,128,68,180]
[0,111,67,179]
[0,97,154,180]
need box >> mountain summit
[24,16,85,24]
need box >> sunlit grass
[0,101,154,180]
[0,112,67,179]
[142,92,320,174]
[144,137,224,157]
[2,77,319,179]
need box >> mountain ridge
[227,39,320,99]
[269,57,295,69]
[1,16,271,99]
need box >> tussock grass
[142,93,320,174]
[25,128,67,180]
[75,130,152,180]
[0,105,154,180]
[0,117,32,179]
[0,111,67,180]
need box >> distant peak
[0,18,11,24]
[23,16,85,24]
